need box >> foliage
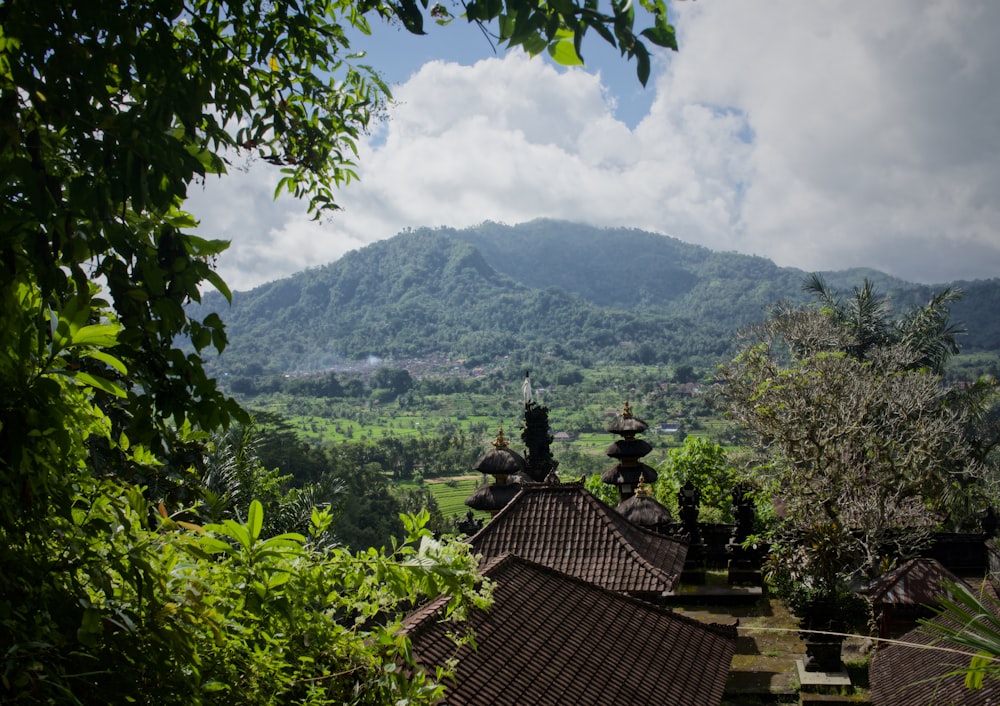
[453,221,1000,356]
[201,224,1000,379]
[200,230,735,376]
[920,580,1000,690]
[584,472,619,506]
[654,436,735,523]
[763,521,868,628]
[719,278,999,647]
[3,485,491,702]
[719,280,993,584]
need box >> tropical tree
[654,436,735,523]
[718,278,996,623]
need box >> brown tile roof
[870,601,1000,705]
[403,555,737,706]
[866,557,969,607]
[467,484,688,597]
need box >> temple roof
[618,492,672,527]
[601,462,658,486]
[870,582,1000,705]
[865,557,968,607]
[606,401,648,436]
[464,481,523,513]
[403,555,737,706]
[605,438,653,459]
[467,484,687,597]
[473,428,527,476]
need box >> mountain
[198,221,1000,376]
[451,220,912,329]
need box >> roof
[618,492,672,526]
[605,438,653,459]
[866,557,968,607]
[870,584,1000,706]
[467,484,688,596]
[601,462,658,486]
[465,481,523,513]
[403,555,737,706]
[473,447,527,476]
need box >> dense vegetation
[719,275,1000,641]
[198,221,1000,381]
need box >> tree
[1,0,675,700]
[370,365,415,402]
[718,279,994,596]
[654,436,735,523]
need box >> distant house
[677,382,701,397]
[404,555,737,706]
[657,421,681,434]
[552,431,577,442]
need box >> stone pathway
[673,597,871,704]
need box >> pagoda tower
[520,371,558,483]
[464,428,528,517]
[602,402,657,502]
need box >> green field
[399,476,491,522]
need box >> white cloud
[187,1,1000,292]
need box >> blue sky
[185,1,1000,292]
[347,17,660,128]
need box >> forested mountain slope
[200,230,730,375]
[454,220,912,328]
[199,221,1000,375]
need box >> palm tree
[803,273,964,373]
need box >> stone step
[800,693,872,705]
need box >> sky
[184,1,1000,293]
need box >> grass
[399,476,490,521]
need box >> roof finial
[492,426,509,449]
[622,401,633,419]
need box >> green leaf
[394,0,426,35]
[641,24,677,50]
[73,323,120,347]
[219,519,252,552]
[247,499,263,542]
[198,536,237,555]
[204,269,232,303]
[967,652,991,689]
[547,36,584,66]
[72,371,127,398]
[80,349,128,375]
[634,42,651,86]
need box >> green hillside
[197,221,1000,377]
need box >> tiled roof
[870,604,1000,705]
[866,557,968,607]
[403,555,737,706]
[467,484,687,596]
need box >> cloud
[187,1,1000,292]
